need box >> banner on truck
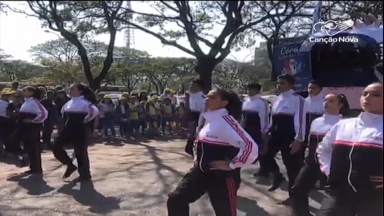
[272,43,312,92]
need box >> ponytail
[337,94,350,116]
[24,86,42,99]
[217,89,242,121]
[75,83,97,105]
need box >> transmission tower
[125,1,135,49]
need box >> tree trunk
[195,58,216,93]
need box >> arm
[316,124,338,176]
[84,103,100,122]
[294,96,306,142]
[259,99,270,134]
[32,100,48,123]
[222,115,259,169]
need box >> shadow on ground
[237,196,270,216]
[57,181,121,214]
[7,173,55,196]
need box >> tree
[12,1,125,90]
[113,48,151,93]
[115,1,301,91]
[323,1,382,22]
[143,57,180,94]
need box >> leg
[316,194,356,216]
[119,122,124,137]
[207,174,241,216]
[167,166,207,216]
[42,123,52,144]
[291,159,321,216]
[110,121,116,137]
[264,136,284,191]
[22,127,42,173]
[52,129,77,178]
[73,129,91,180]
[281,144,304,198]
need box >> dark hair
[191,79,205,89]
[309,80,323,89]
[216,89,242,120]
[337,94,350,116]
[24,86,42,99]
[74,84,97,105]
[278,74,295,85]
[47,90,54,96]
[246,83,262,91]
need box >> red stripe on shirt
[222,115,253,163]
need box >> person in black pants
[167,89,259,216]
[185,79,205,155]
[51,84,99,182]
[241,83,270,177]
[291,94,348,216]
[9,86,48,173]
[41,91,58,147]
[316,83,383,216]
[264,74,306,205]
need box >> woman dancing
[51,84,99,182]
[167,89,258,216]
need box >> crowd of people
[0,75,382,216]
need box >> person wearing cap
[160,88,172,101]
[115,96,130,139]
[146,97,159,136]
[264,74,306,205]
[100,95,116,138]
[242,83,270,178]
[161,97,175,135]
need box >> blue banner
[272,43,312,92]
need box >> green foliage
[115,1,310,82]
[11,1,126,89]
[0,49,48,82]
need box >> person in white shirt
[185,79,206,155]
[265,74,306,205]
[291,93,348,216]
[51,84,99,182]
[167,88,258,216]
[10,86,48,173]
[316,83,383,216]
[242,83,270,178]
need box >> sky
[0,2,257,63]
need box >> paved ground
[0,138,325,216]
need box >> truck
[273,25,383,110]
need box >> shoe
[16,155,29,168]
[62,164,77,179]
[23,169,43,174]
[72,176,92,182]
[268,175,285,191]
